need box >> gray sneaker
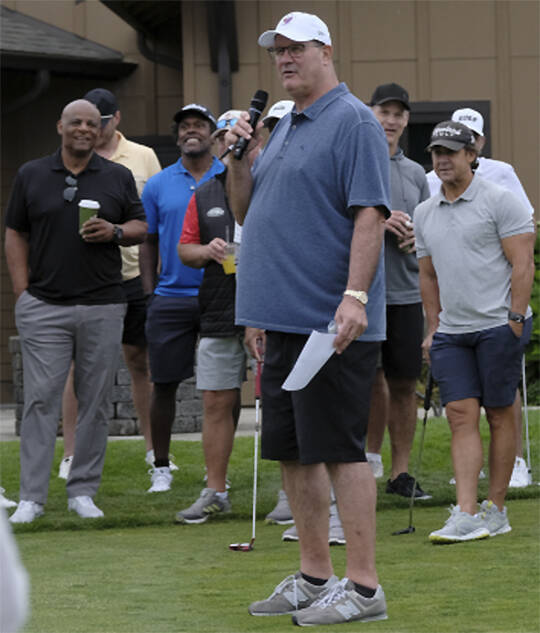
[429,505,490,543]
[328,501,346,545]
[282,523,298,542]
[480,500,512,536]
[266,489,294,525]
[292,578,387,626]
[249,571,339,616]
[175,488,231,524]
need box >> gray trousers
[15,291,126,504]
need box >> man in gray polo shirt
[366,83,431,500]
[414,121,535,544]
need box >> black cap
[173,103,217,130]
[83,88,118,117]
[369,82,410,111]
[426,120,476,152]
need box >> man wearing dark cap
[140,103,224,493]
[5,99,147,523]
[58,89,162,479]
[414,121,535,543]
[366,83,432,500]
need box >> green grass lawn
[2,411,539,633]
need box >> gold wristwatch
[343,289,368,305]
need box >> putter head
[229,538,254,551]
[392,526,415,535]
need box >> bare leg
[150,382,178,463]
[387,376,418,480]
[202,389,239,492]
[123,343,153,452]
[485,404,516,509]
[61,363,77,458]
[512,389,523,458]
[366,369,387,455]
[327,461,378,588]
[446,398,482,515]
[281,461,333,579]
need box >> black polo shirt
[5,149,146,305]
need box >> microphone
[233,90,268,160]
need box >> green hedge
[524,224,540,405]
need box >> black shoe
[386,473,432,500]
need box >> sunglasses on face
[63,175,78,202]
[216,117,239,130]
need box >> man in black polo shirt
[5,99,147,523]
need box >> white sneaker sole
[430,527,490,543]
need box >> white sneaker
[366,453,383,479]
[145,450,179,472]
[58,456,73,480]
[449,469,486,485]
[147,466,172,493]
[508,457,531,488]
[68,496,104,518]
[9,500,44,524]
[429,505,490,543]
[0,487,18,509]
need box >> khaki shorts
[196,334,247,390]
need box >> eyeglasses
[63,175,78,202]
[267,41,324,60]
[100,114,113,127]
[216,118,239,130]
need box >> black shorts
[145,295,200,384]
[121,276,147,347]
[381,303,423,379]
[261,331,379,464]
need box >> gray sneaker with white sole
[249,571,339,616]
[175,488,231,524]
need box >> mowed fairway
[3,411,539,633]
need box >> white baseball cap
[258,12,332,48]
[452,108,484,137]
[262,100,294,124]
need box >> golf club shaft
[522,355,531,471]
[407,370,434,525]
[251,358,263,542]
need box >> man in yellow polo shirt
[59,89,162,477]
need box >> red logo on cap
[283,16,293,24]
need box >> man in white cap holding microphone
[225,11,390,626]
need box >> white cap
[452,108,484,137]
[213,109,243,136]
[262,100,294,124]
[258,12,331,48]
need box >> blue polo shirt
[236,83,391,338]
[142,156,224,297]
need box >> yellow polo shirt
[109,132,161,280]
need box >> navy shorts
[145,295,200,384]
[261,331,379,464]
[430,318,532,408]
[381,303,423,379]
[121,276,147,347]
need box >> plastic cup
[79,199,100,230]
[222,243,237,275]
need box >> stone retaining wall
[9,336,202,436]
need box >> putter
[230,348,263,551]
[522,355,532,482]
[393,370,434,535]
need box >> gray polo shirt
[385,149,430,305]
[414,175,534,334]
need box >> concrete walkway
[0,404,258,443]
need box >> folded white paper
[282,330,336,391]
